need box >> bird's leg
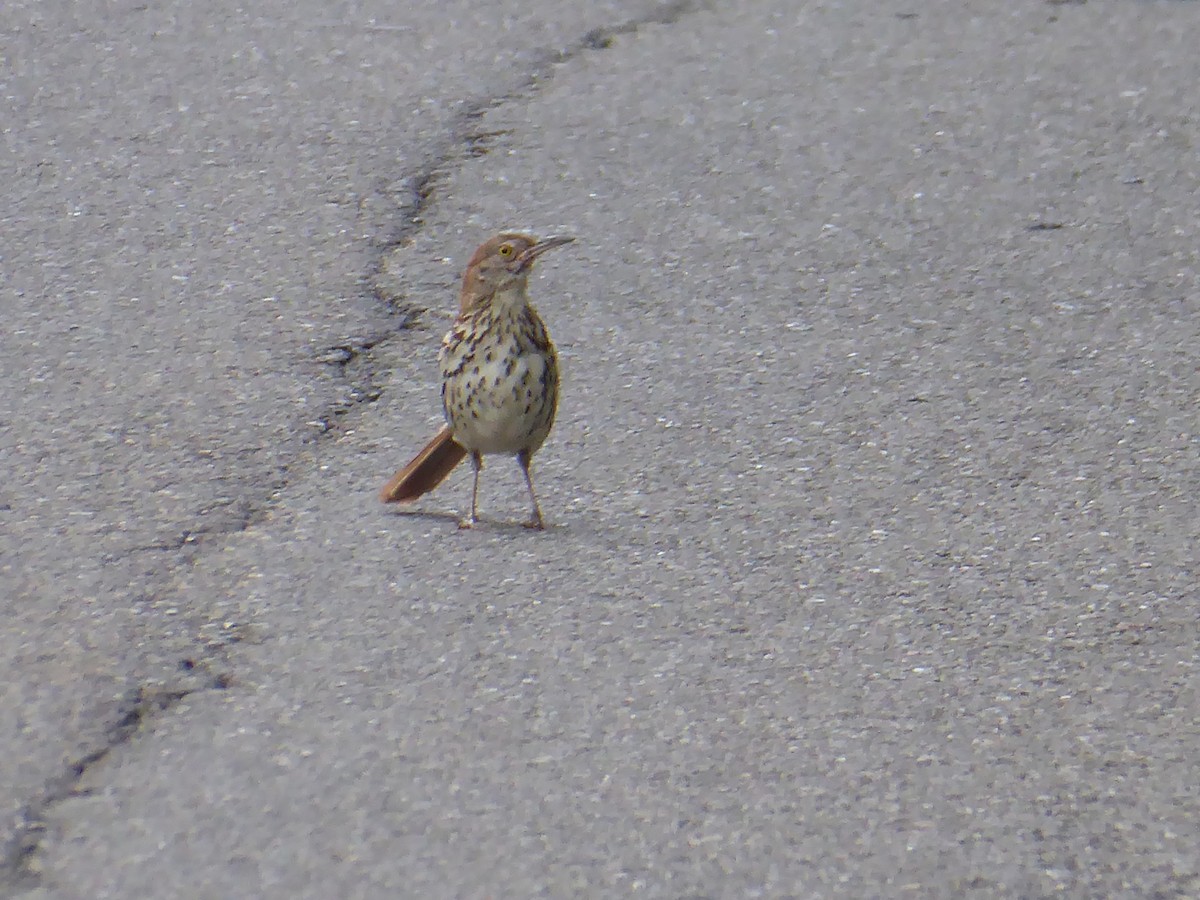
[517,450,545,530]
[459,451,483,529]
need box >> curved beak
[517,235,575,270]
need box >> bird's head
[460,232,574,311]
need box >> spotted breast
[440,303,559,457]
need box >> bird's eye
[498,244,514,257]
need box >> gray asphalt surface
[3,0,1198,897]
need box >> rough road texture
[2,0,1197,897]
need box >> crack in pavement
[368,0,710,312]
[318,2,710,429]
[1,680,221,892]
[0,3,709,893]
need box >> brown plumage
[377,425,467,503]
[379,232,574,529]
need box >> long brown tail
[379,425,468,503]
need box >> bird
[379,232,574,529]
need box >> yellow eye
[498,244,514,257]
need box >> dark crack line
[360,0,711,377]
[314,2,710,433]
[0,680,227,892]
[403,0,709,234]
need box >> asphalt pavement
[2,0,1198,897]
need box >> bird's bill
[517,235,575,269]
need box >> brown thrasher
[379,232,574,529]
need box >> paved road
[3,0,1197,897]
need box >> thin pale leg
[517,450,545,530]
[459,451,483,529]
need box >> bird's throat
[466,281,529,316]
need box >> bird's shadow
[382,506,558,533]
